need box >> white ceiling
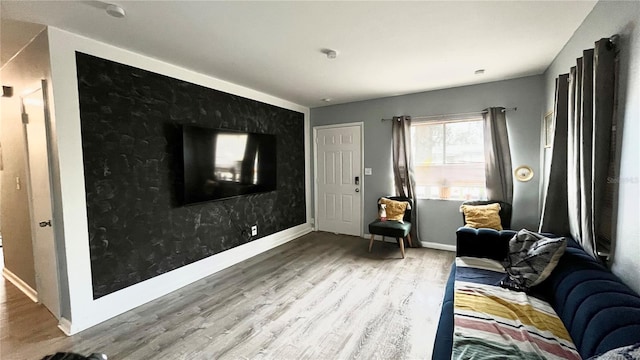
[1,1,597,108]
[0,18,45,66]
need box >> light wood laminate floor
[1,232,454,360]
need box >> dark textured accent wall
[75,52,306,299]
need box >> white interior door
[315,124,362,236]
[23,86,60,318]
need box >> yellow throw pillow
[460,203,503,231]
[379,198,408,222]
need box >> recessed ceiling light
[474,69,485,75]
[322,98,332,102]
[106,4,126,18]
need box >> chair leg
[407,234,413,248]
[399,236,405,258]
[369,234,375,252]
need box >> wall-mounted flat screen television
[182,125,277,204]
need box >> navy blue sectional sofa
[432,227,640,359]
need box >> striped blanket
[453,257,580,360]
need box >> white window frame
[410,116,486,201]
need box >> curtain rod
[381,107,517,122]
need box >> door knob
[355,188,360,192]
[39,220,52,227]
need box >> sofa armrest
[456,227,516,262]
[432,263,456,360]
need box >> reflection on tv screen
[182,125,277,204]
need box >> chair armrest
[456,227,516,262]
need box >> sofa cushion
[368,219,411,238]
[504,229,567,289]
[460,203,503,230]
[455,256,506,286]
[452,257,580,359]
[456,227,515,262]
[379,197,408,222]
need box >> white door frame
[22,81,61,319]
[313,122,364,237]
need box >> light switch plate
[364,168,372,175]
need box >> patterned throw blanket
[453,257,580,360]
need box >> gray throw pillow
[503,229,567,289]
[586,343,640,360]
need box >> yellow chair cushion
[379,198,408,222]
[460,203,503,231]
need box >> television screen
[182,125,277,204]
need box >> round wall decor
[514,165,534,182]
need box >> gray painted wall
[542,0,640,294]
[311,75,544,246]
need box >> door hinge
[22,113,29,124]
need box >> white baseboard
[420,241,456,252]
[2,267,38,302]
[66,223,313,335]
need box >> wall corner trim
[2,267,38,302]
[58,317,72,336]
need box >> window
[411,118,486,200]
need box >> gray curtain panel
[539,38,616,258]
[391,115,421,245]
[539,75,570,235]
[392,115,414,198]
[482,107,513,204]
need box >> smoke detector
[322,49,338,59]
[106,4,126,18]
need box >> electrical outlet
[251,225,257,236]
